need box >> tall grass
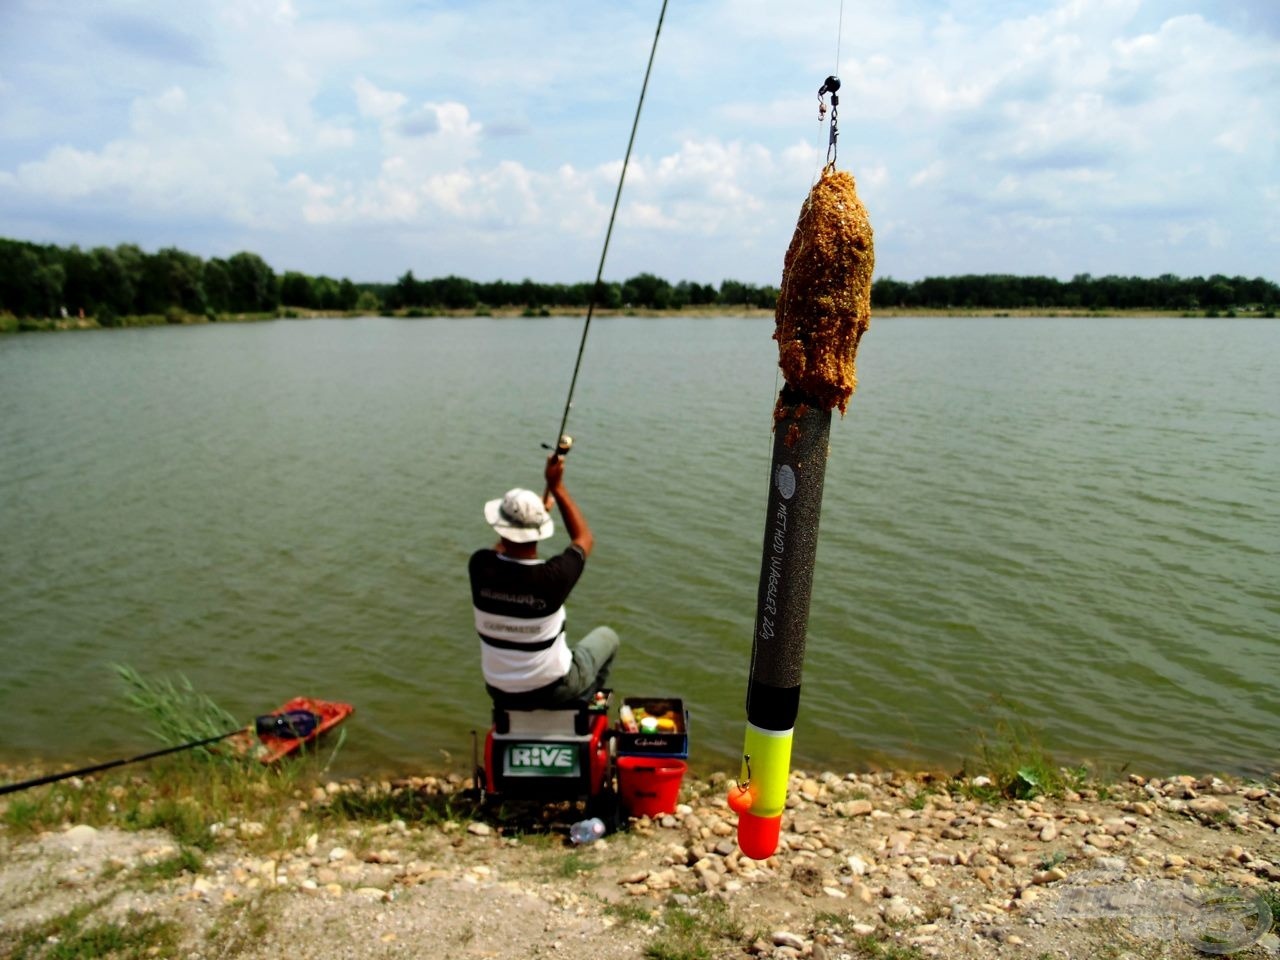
[964,696,1087,800]
[114,664,242,757]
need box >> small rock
[1031,867,1067,885]
[63,824,98,844]
[837,799,874,817]
[772,931,807,950]
[354,886,389,902]
[1188,796,1229,818]
[328,847,350,862]
[881,896,913,923]
[466,821,492,836]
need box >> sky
[0,0,1277,286]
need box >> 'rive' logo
[504,743,579,777]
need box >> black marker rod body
[746,388,833,733]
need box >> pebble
[1188,796,1230,817]
[466,822,492,836]
[881,897,913,923]
[63,824,98,844]
[836,799,874,817]
[1031,867,1067,885]
[772,931,806,950]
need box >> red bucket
[617,756,687,817]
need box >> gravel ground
[2,769,1278,960]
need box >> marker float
[734,166,874,860]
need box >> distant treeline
[874,273,1279,313]
[2,237,1277,329]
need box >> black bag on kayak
[255,709,319,739]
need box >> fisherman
[470,453,618,707]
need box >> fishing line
[552,0,669,449]
[834,0,845,76]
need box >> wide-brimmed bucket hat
[484,488,554,543]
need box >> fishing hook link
[818,75,841,170]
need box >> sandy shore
[2,766,1278,959]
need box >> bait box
[616,697,689,758]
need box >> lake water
[1,316,1276,779]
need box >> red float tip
[737,809,782,860]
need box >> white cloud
[0,0,1276,282]
[353,76,406,120]
[910,161,944,187]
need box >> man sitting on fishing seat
[470,453,619,709]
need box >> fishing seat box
[615,697,689,759]
[483,695,611,801]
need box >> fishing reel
[542,434,574,459]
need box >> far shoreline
[4,304,1276,334]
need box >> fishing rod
[0,710,319,797]
[548,0,669,459]
[0,729,248,796]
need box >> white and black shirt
[469,545,586,693]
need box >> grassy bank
[3,751,1277,960]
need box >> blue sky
[1,0,1277,286]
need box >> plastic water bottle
[569,817,606,844]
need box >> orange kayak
[229,697,355,764]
